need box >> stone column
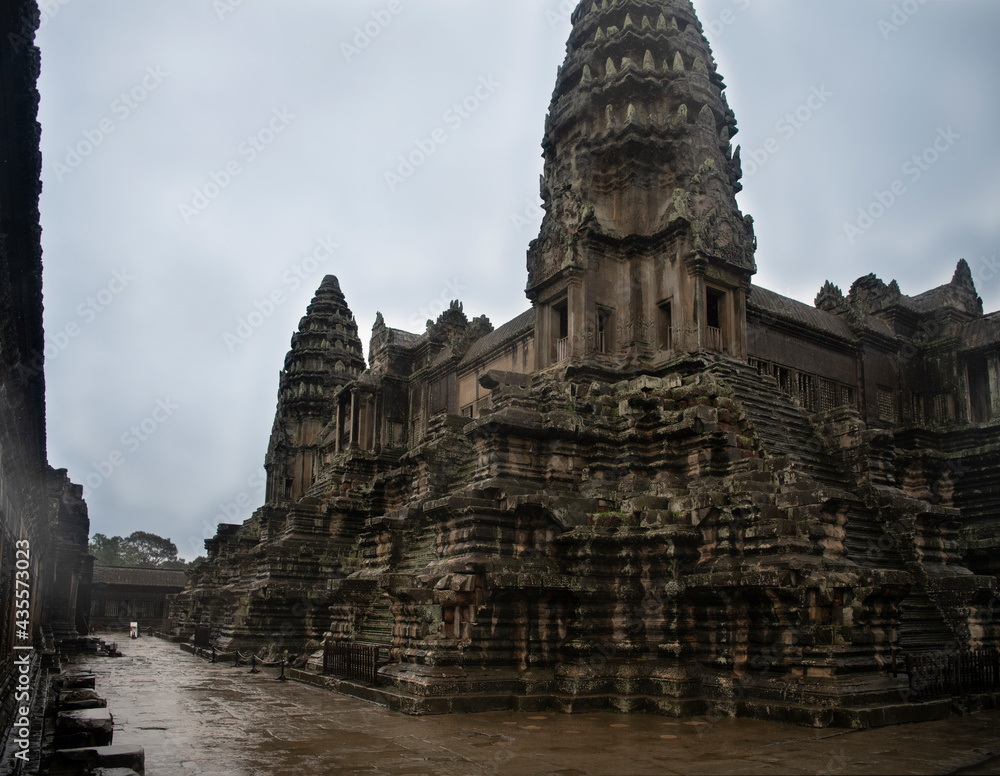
[988,354,1000,421]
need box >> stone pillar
[694,270,706,351]
[349,391,357,447]
[732,287,748,362]
[988,354,1000,421]
[568,278,585,362]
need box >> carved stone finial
[953,258,975,290]
[815,281,845,313]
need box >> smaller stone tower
[264,276,365,504]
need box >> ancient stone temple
[173,0,1000,726]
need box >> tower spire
[528,0,756,366]
[263,276,366,504]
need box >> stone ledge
[48,744,145,776]
[54,708,114,749]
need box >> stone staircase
[355,597,394,648]
[716,361,900,566]
[898,592,956,653]
[715,360,957,653]
[714,361,848,490]
[395,527,438,573]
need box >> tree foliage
[88,531,192,568]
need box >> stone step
[48,744,145,776]
[396,530,438,571]
[54,708,115,749]
[899,593,955,652]
[724,371,849,488]
[356,599,395,646]
[58,689,108,712]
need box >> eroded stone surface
[55,708,114,749]
[50,745,145,776]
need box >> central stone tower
[529,0,756,369]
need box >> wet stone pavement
[66,636,1000,776]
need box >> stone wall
[0,0,92,764]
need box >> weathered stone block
[55,673,97,690]
[55,708,114,749]
[49,744,145,776]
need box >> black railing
[323,641,380,685]
[194,626,212,649]
[905,648,1000,701]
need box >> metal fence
[905,648,1000,701]
[323,641,380,685]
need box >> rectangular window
[877,385,897,423]
[967,355,992,424]
[430,376,450,415]
[706,289,724,351]
[777,367,791,394]
[797,373,816,411]
[554,300,569,362]
[842,386,857,409]
[819,379,837,413]
[931,393,950,425]
[659,301,673,351]
[596,306,613,354]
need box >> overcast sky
[34,1,1000,560]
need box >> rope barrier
[190,642,290,679]
[236,650,283,667]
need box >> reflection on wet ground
[70,636,1000,775]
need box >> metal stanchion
[248,654,260,674]
[233,651,241,668]
[276,656,288,681]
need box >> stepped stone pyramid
[171,0,1000,726]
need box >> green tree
[88,531,183,568]
[124,531,179,566]
[88,533,124,566]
